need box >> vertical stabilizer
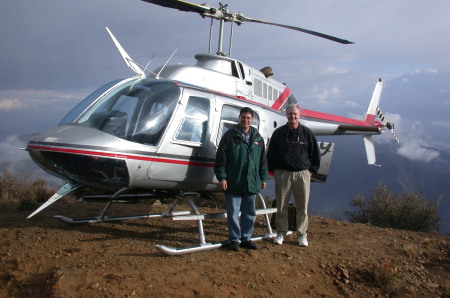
[362,79,384,166]
[364,78,383,123]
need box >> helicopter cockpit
[60,78,181,146]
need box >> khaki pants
[274,169,311,236]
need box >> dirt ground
[0,198,449,297]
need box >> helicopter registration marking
[43,137,60,144]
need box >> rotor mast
[202,3,242,56]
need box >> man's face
[286,106,301,125]
[239,112,253,130]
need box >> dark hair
[239,107,254,117]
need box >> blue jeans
[225,192,256,243]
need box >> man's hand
[219,180,228,191]
[261,182,267,189]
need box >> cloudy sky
[1,0,450,166]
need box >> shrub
[346,183,440,233]
[357,262,403,296]
[0,168,58,209]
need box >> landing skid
[156,233,277,255]
[155,194,278,255]
[54,188,279,255]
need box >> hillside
[0,200,448,297]
[306,136,450,234]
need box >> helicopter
[25,0,399,255]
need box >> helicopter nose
[28,146,130,189]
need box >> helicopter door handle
[246,81,252,86]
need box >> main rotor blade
[141,0,210,14]
[239,15,353,44]
[141,0,353,44]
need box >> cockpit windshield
[73,79,181,146]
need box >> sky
[1,0,450,167]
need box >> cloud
[431,121,450,129]
[309,86,342,104]
[0,99,24,110]
[0,135,64,187]
[0,89,88,140]
[345,100,360,109]
[411,68,438,75]
[0,135,29,166]
[397,139,440,162]
[373,113,440,162]
[0,89,86,111]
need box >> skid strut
[156,193,278,255]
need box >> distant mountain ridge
[309,136,450,234]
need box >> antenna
[143,53,156,74]
[106,27,146,78]
[156,49,178,79]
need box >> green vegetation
[346,183,441,233]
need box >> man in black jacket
[267,104,320,246]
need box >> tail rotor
[376,107,400,143]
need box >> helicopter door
[147,89,216,187]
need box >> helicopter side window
[263,82,268,99]
[217,105,260,144]
[175,96,210,143]
[268,85,273,101]
[253,79,263,97]
[273,88,280,101]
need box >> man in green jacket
[215,107,268,251]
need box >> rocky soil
[0,199,449,297]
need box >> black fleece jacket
[267,124,320,174]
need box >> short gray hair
[285,103,301,115]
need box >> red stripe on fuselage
[301,109,372,127]
[27,145,215,168]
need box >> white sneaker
[298,234,308,247]
[273,234,284,245]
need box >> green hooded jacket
[214,125,268,194]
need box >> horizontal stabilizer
[338,125,381,133]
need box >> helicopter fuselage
[27,53,384,192]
